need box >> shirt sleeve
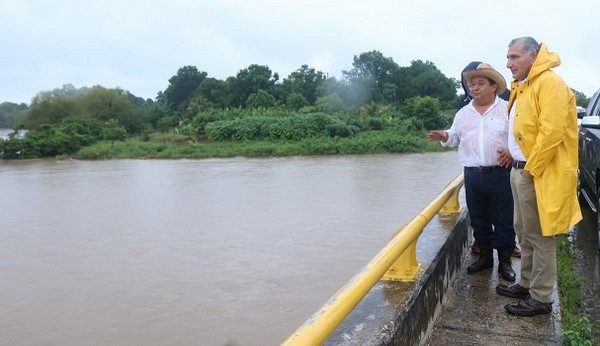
[441,113,460,148]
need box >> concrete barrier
[324,208,469,345]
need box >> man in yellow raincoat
[495,37,582,316]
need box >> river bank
[73,130,447,160]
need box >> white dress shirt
[508,99,527,161]
[442,96,509,167]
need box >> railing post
[382,239,421,281]
[440,183,462,214]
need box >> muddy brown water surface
[0,153,462,346]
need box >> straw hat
[462,62,507,96]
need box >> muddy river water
[0,153,465,345]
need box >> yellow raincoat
[508,43,582,236]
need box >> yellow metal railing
[282,173,464,346]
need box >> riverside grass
[74,129,446,160]
[557,234,594,345]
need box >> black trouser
[464,166,515,250]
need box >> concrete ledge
[324,209,469,345]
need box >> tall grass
[557,234,594,345]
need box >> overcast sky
[1,0,598,105]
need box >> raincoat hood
[526,42,561,81]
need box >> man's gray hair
[509,37,540,54]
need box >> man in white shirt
[427,63,516,281]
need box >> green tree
[61,116,103,146]
[26,88,81,129]
[232,64,279,107]
[0,102,28,128]
[343,50,400,104]
[401,96,445,130]
[146,105,170,128]
[116,108,149,134]
[157,116,176,133]
[155,91,167,106]
[246,89,276,108]
[102,119,128,146]
[27,124,78,156]
[286,92,309,110]
[571,88,590,107]
[125,91,154,108]
[282,64,326,104]
[164,66,208,111]
[0,135,38,159]
[80,86,135,122]
[317,77,358,108]
[316,93,347,114]
[194,77,233,108]
[392,60,457,106]
[343,76,377,108]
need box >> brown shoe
[496,284,529,299]
[512,247,521,258]
[471,242,480,254]
[505,296,552,316]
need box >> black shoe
[504,296,552,316]
[497,249,516,282]
[498,262,516,281]
[467,257,493,273]
[467,243,493,273]
[496,284,529,298]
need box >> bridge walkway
[426,247,561,345]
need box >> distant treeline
[0,50,591,159]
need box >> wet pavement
[427,209,600,346]
[426,248,562,345]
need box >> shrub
[0,137,39,159]
[246,90,276,108]
[205,113,360,141]
[401,96,445,130]
[102,119,128,146]
[156,116,176,133]
[286,92,309,110]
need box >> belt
[465,165,507,173]
[512,160,527,169]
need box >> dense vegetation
[0,50,590,159]
[557,234,595,345]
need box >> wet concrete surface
[572,205,600,343]
[324,207,470,346]
[426,248,562,345]
[427,208,600,346]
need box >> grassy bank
[557,234,594,345]
[74,129,446,160]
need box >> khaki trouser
[510,167,556,303]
